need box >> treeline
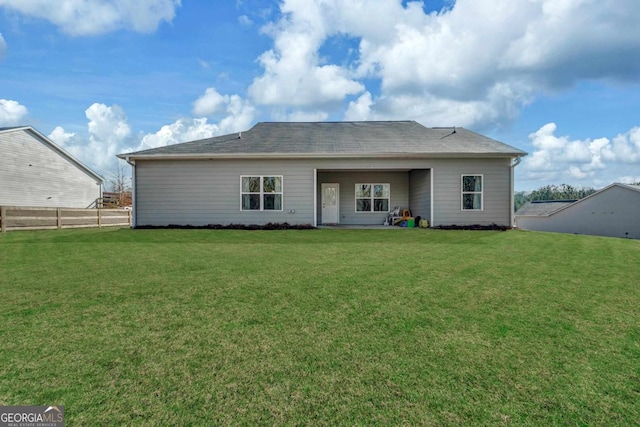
[515,184,597,211]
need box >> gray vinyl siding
[409,169,431,223]
[0,130,102,208]
[135,159,315,226]
[515,185,640,239]
[431,158,512,226]
[134,157,514,227]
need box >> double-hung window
[355,183,390,212]
[461,175,483,210]
[241,176,283,211]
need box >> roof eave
[118,151,526,161]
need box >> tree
[103,160,132,208]
[514,191,530,211]
[107,160,132,194]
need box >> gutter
[116,151,525,161]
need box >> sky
[1,0,639,191]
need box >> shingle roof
[515,200,577,216]
[119,121,526,159]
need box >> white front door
[321,183,339,224]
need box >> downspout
[510,156,522,228]
[124,157,136,228]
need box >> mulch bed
[135,223,316,230]
[432,224,510,231]
[135,223,510,231]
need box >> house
[515,183,640,239]
[117,121,526,228]
[0,126,103,208]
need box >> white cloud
[0,99,28,125]
[192,87,228,117]
[618,176,640,185]
[42,90,255,174]
[344,92,372,121]
[607,127,640,163]
[191,87,255,135]
[52,103,132,172]
[248,1,364,108]
[0,33,6,59]
[139,88,255,151]
[238,15,253,26]
[137,107,255,153]
[86,103,131,146]
[138,118,218,151]
[48,126,76,146]
[249,0,640,128]
[215,94,255,135]
[499,1,640,84]
[522,123,640,185]
[271,110,329,122]
[0,0,181,36]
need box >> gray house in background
[118,121,526,228]
[1,126,103,208]
[515,183,640,239]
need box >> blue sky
[1,0,639,191]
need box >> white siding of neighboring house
[133,157,513,227]
[0,129,102,208]
[516,185,640,239]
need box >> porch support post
[430,168,434,227]
[313,168,317,228]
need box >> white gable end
[0,128,103,208]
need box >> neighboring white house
[0,126,104,208]
[118,121,527,228]
[515,183,640,239]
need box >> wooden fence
[0,206,131,233]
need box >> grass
[0,227,639,425]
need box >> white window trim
[461,174,483,211]
[354,183,391,213]
[240,175,284,211]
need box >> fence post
[128,210,132,226]
[98,209,102,228]
[57,208,62,229]
[1,206,5,233]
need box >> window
[461,175,483,210]
[241,176,283,211]
[355,183,390,212]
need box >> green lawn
[0,228,638,425]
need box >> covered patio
[314,168,432,227]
